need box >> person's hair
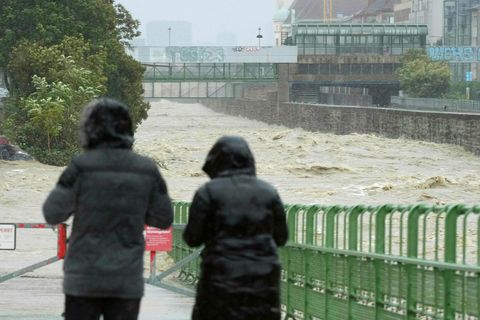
[79,98,134,149]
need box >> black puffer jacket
[184,136,288,320]
[43,98,173,299]
[43,149,173,298]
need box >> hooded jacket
[43,99,173,298]
[184,136,288,320]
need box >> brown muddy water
[1,100,480,222]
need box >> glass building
[444,0,480,45]
[291,23,428,56]
[444,0,480,81]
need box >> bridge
[136,46,296,99]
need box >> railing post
[57,223,67,259]
[150,250,157,280]
[444,205,465,320]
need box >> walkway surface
[0,261,194,320]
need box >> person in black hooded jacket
[184,136,288,320]
[43,98,173,320]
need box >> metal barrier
[169,202,480,319]
[0,223,67,283]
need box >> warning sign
[145,226,172,252]
[0,224,16,250]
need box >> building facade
[441,0,480,81]
[408,0,444,44]
[292,23,427,56]
[394,0,413,22]
[444,0,480,46]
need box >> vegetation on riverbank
[0,1,148,165]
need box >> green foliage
[397,50,451,98]
[4,39,105,165]
[445,81,480,100]
[400,49,429,64]
[1,0,150,165]
[8,36,107,96]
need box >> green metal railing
[143,63,278,82]
[169,202,480,319]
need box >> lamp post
[168,27,172,47]
[256,27,263,48]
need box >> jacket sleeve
[271,192,288,247]
[42,161,79,225]
[183,186,210,247]
[145,169,173,229]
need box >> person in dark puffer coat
[184,136,288,320]
[43,98,173,320]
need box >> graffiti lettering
[166,47,225,63]
[232,46,261,53]
[428,47,480,62]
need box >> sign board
[0,224,16,250]
[145,226,172,252]
[466,71,473,82]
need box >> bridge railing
[169,202,480,319]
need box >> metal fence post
[57,223,67,259]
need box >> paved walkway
[0,261,194,320]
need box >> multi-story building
[402,0,443,44]
[444,0,480,46]
[352,0,399,24]
[394,0,413,23]
[441,0,480,80]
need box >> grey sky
[115,0,277,46]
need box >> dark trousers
[65,295,141,320]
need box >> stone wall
[202,99,480,155]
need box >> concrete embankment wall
[202,98,480,155]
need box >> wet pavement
[0,260,193,320]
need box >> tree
[23,75,102,151]
[397,50,451,98]
[4,38,106,165]
[0,0,149,135]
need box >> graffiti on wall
[166,47,225,63]
[428,47,480,62]
[232,46,261,53]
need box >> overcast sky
[115,0,277,46]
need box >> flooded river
[2,100,480,224]
[135,100,480,206]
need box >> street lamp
[168,27,172,47]
[256,27,263,48]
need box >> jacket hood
[79,98,134,150]
[202,136,256,179]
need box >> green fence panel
[169,202,480,319]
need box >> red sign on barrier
[145,226,172,252]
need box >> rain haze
[115,0,277,46]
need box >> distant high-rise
[146,21,192,46]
